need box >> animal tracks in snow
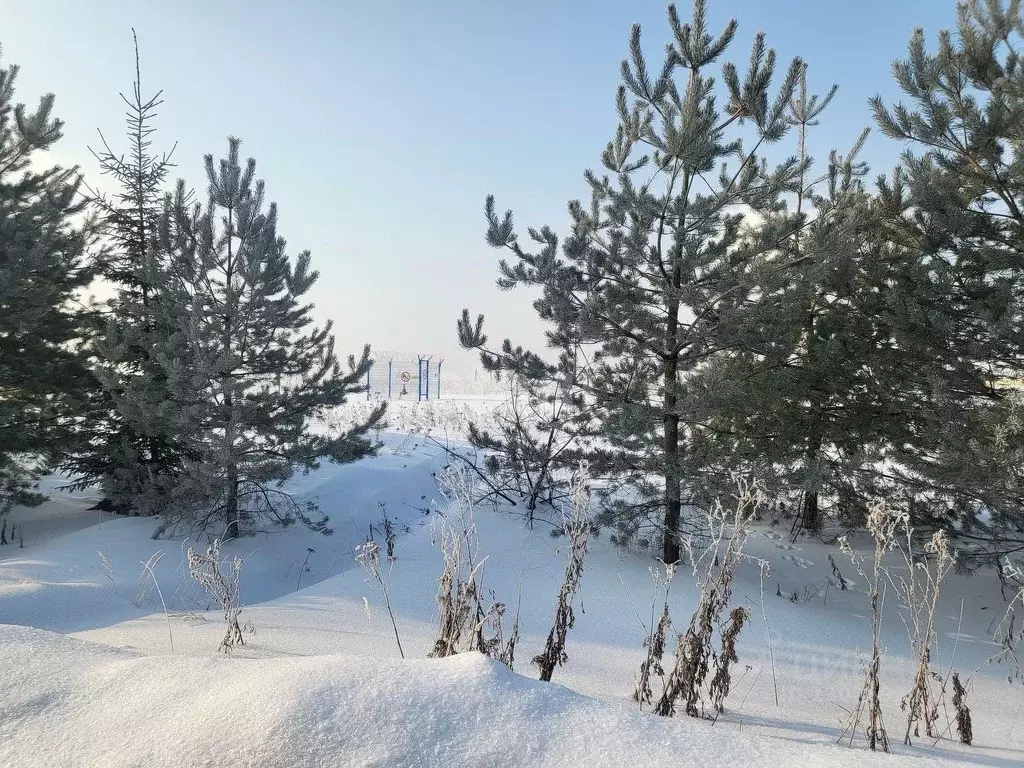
[781,555,815,569]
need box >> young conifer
[0,48,94,520]
[65,32,187,515]
[463,0,807,563]
[152,138,384,537]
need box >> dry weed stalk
[476,594,520,670]
[708,605,750,714]
[654,480,762,718]
[187,541,245,653]
[991,558,1024,683]
[136,550,174,652]
[634,563,676,709]
[951,672,973,745]
[429,464,518,667]
[356,537,404,659]
[430,464,488,658]
[838,501,898,753]
[889,528,955,745]
[99,551,117,595]
[533,462,592,682]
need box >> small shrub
[187,541,245,653]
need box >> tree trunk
[223,380,239,539]
[800,484,820,533]
[225,460,240,540]
[801,290,823,533]
[221,200,239,541]
[662,356,682,565]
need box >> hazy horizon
[4,0,956,376]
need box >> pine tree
[63,32,187,514]
[0,47,94,520]
[151,138,385,538]
[692,65,903,535]
[457,313,596,521]
[465,1,808,564]
[871,0,1024,561]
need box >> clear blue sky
[4,0,957,376]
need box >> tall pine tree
[871,0,1024,561]
[0,47,94,520]
[691,64,906,536]
[64,32,187,514]
[463,1,810,563]
[151,138,384,538]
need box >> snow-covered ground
[1,404,1023,767]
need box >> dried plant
[356,537,404,659]
[838,501,899,753]
[429,464,489,658]
[295,547,315,592]
[187,540,246,653]
[654,480,762,718]
[475,592,520,670]
[426,465,519,668]
[951,672,973,746]
[135,550,174,652]
[634,563,676,709]
[829,554,849,591]
[890,528,955,745]
[708,606,750,714]
[98,551,117,595]
[533,461,592,682]
[991,558,1024,683]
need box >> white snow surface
[1,419,1023,766]
[0,623,993,768]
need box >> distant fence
[366,355,443,401]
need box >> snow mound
[0,624,977,768]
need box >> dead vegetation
[533,462,592,682]
[651,481,762,718]
[187,540,246,653]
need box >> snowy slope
[1,422,1023,766]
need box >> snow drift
[0,624,986,768]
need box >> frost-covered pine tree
[152,138,384,538]
[63,33,188,515]
[691,66,900,534]
[0,48,94,519]
[466,1,807,563]
[870,0,1024,560]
